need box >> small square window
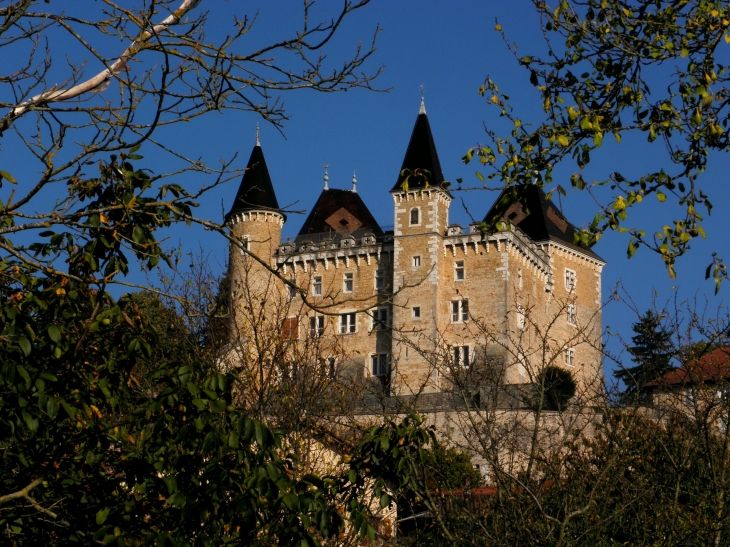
[372,353,389,376]
[565,347,575,368]
[454,345,470,367]
[412,306,421,319]
[413,256,421,268]
[452,300,468,322]
[567,304,576,326]
[339,313,356,334]
[455,260,465,281]
[410,208,420,225]
[309,316,325,337]
[375,270,385,290]
[565,269,576,292]
[313,276,323,297]
[343,272,354,293]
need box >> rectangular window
[287,283,297,299]
[455,260,465,281]
[313,276,323,296]
[322,357,336,379]
[343,272,354,293]
[372,353,389,377]
[410,208,419,225]
[339,313,356,334]
[517,267,523,289]
[281,317,299,340]
[309,316,325,337]
[453,345,470,368]
[240,235,251,253]
[565,269,577,292]
[375,270,385,290]
[413,256,421,268]
[567,304,576,326]
[517,304,526,330]
[452,300,469,322]
[412,306,421,319]
[565,347,575,368]
[371,307,389,331]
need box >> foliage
[532,365,577,411]
[388,411,730,547]
[614,309,674,403]
[0,2,397,541]
[464,0,730,286]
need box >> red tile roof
[646,347,730,387]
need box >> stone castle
[224,101,605,404]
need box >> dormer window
[410,207,420,226]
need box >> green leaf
[47,324,61,343]
[18,337,31,356]
[0,170,17,183]
[656,191,667,202]
[96,508,110,525]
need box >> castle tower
[390,100,453,394]
[225,132,286,335]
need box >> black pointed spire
[225,142,283,223]
[483,184,603,260]
[390,104,446,192]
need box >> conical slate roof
[390,107,446,192]
[483,184,603,261]
[225,144,282,222]
[298,188,383,237]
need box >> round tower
[225,130,286,337]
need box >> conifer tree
[614,310,674,403]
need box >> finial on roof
[419,84,426,115]
[351,171,357,193]
[255,123,260,146]
[323,164,329,191]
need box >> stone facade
[224,106,606,406]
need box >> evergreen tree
[614,310,674,403]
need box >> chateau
[224,101,605,405]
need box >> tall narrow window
[413,256,421,268]
[372,307,389,331]
[339,313,356,334]
[375,270,385,290]
[240,235,251,253]
[410,208,420,225]
[372,354,389,377]
[455,260,465,281]
[313,276,323,297]
[309,316,325,337]
[517,267,523,289]
[452,300,469,322]
[454,345,470,367]
[287,284,297,299]
[565,269,576,292]
[567,304,576,326]
[517,304,526,330]
[343,272,354,293]
[565,347,575,368]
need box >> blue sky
[4,1,730,378]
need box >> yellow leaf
[494,23,502,31]
[725,33,730,43]
[712,9,719,17]
[557,135,569,147]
